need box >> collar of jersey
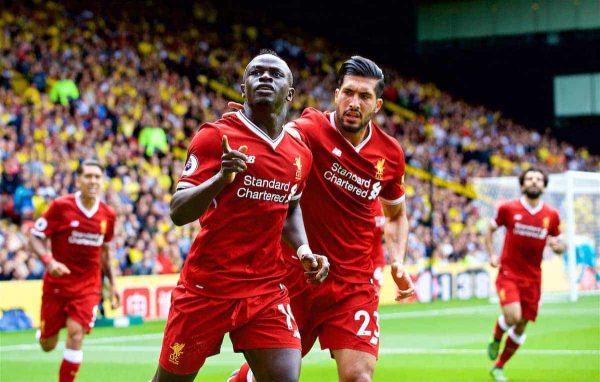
[235,111,286,150]
[519,196,544,215]
[75,191,100,218]
[329,112,372,153]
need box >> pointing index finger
[222,135,232,154]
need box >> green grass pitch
[1,296,598,381]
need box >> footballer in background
[29,159,119,382]
[485,167,565,382]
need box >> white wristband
[297,244,312,259]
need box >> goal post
[472,171,600,302]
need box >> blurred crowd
[1,1,598,280]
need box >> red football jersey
[285,108,405,283]
[176,111,313,298]
[31,193,116,296]
[493,197,561,281]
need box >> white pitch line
[380,306,599,319]
[0,333,164,351]
[378,348,600,356]
[2,305,596,352]
[2,343,597,357]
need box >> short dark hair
[78,159,104,174]
[337,55,385,98]
[259,48,279,57]
[247,49,293,85]
[519,167,548,187]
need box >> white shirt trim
[284,123,302,140]
[380,194,405,206]
[176,181,197,191]
[520,196,544,215]
[329,112,372,153]
[31,229,46,239]
[236,111,285,150]
[75,191,99,219]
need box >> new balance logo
[332,148,342,157]
[247,156,256,164]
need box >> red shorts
[496,271,541,321]
[158,284,301,375]
[40,292,99,339]
[284,267,380,358]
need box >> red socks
[59,359,81,382]
[228,362,252,382]
[493,315,509,341]
[495,328,526,368]
[59,349,83,382]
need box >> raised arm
[170,135,248,226]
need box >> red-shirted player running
[485,168,565,382]
[151,51,329,382]
[29,160,118,382]
[229,56,413,382]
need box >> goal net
[472,171,600,302]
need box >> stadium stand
[1,1,598,280]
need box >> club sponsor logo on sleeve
[181,155,198,177]
[34,217,48,232]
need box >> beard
[524,188,543,199]
[338,110,372,134]
[339,122,365,134]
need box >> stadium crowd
[1,1,598,280]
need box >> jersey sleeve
[176,125,223,191]
[31,200,61,238]
[549,210,561,237]
[290,149,313,202]
[492,203,509,228]
[104,209,117,243]
[379,148,406,205]
[284,108,327,151]
[284,121,309,148]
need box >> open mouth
[255,85,274,92]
